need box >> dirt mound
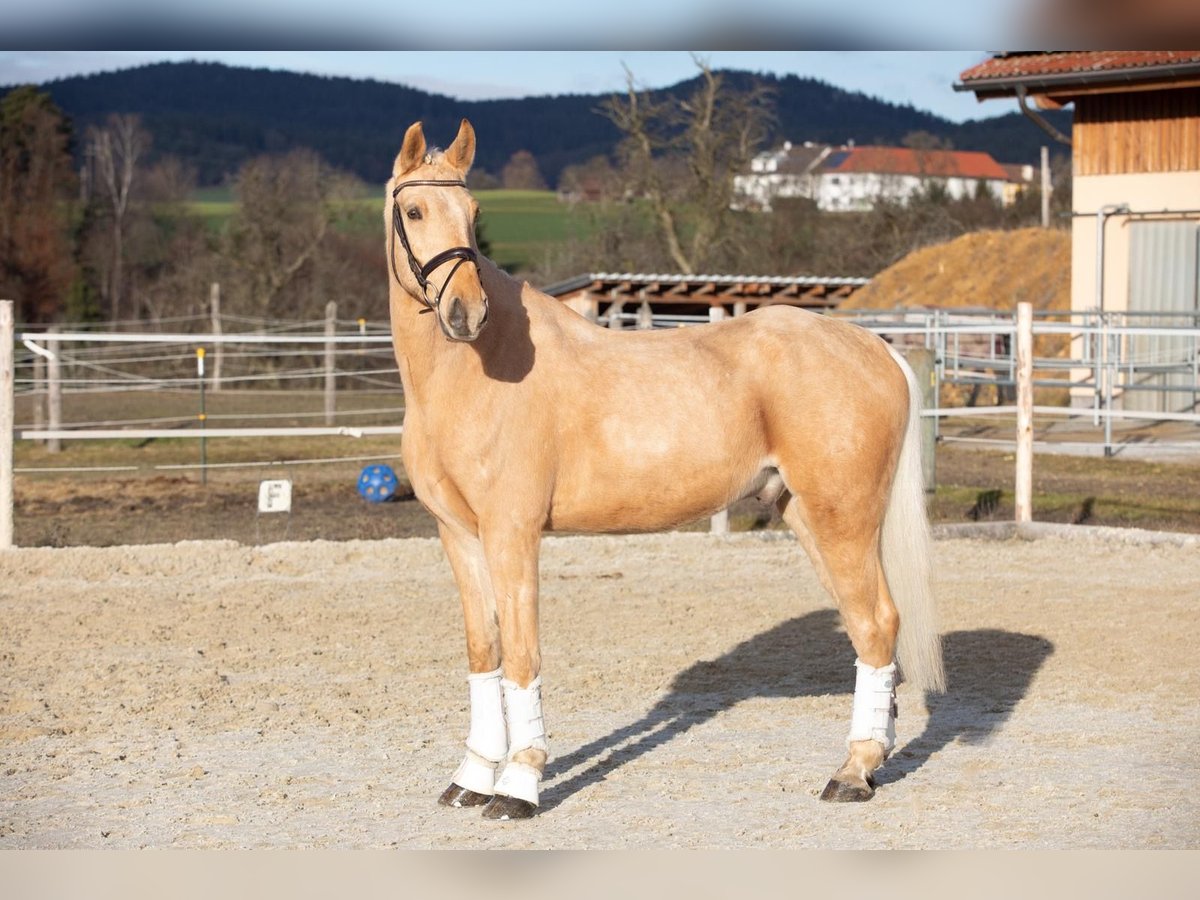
[846,227,1071,312]
[845,227,1073,406]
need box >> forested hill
[22,61,1070,187]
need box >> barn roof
[955,51,1200,99]
[543,272,870,309]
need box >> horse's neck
[388,289,447,402]
[388,260,534,404]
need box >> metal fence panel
[1126,221,1200,412]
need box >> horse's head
[388,119,489,342]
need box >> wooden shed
[541,272,870,326]
[956,51,1200,412]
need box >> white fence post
[47,325,62,454]
[1015,302,1034,523]
[324,300,337,426]
[210,282,223,392]
[1,300,13,548]
[32,354,45,444]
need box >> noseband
[389,178,479,314]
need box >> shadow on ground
[542,609,1054,808]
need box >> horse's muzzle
[442,294,489,342]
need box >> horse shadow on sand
[540,609,1054,809]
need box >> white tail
[881,348,946,693]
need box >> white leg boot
[444,667,507,804]
[821,658,898,803]
[493,676,548,808]
[847,658,897,755]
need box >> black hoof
[481,794,538,820]
[438,783,492,808]
[819,775,876,803]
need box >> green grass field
[186,189,587,272]
[474,190,593,271]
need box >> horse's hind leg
[436,523,506,809]
[779,494,899,802]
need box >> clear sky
[0,50,1012,123]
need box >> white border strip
[18,426,405,440]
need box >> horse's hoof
[438,783,493,808]
[819,775,876,803]
[481,795,538,820]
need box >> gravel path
[1,530,1197,848]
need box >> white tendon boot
[846,658,897,756]
[493,676,548,806]
[450,666,508,796]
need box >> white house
[737,143,1015,212]
[732,141,831,211]
[815,146,1012,211]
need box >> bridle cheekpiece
[389,178,479,314]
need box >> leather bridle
[389,178,480,314]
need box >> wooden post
[0,301,13,549]
[210,282,223,392]
[1040,146,1051,229]
[709,304,729,535]
[324,300,337,426]
[905,348,937,493]
[636,299,653,330]
[1015,302,1034,523]
[47,325,62,454]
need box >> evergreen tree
[0,86,77,323]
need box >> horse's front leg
[479,525,546,821]
[436,523,507,809]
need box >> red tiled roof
[822,146,1008,180]
[959,51,1200,84]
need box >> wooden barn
[956,51,1200,412]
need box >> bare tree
[225,148,362,320]
[128,157,214,327]
[557,155,620,202]
[89,114,149,322]
[501,150,547,190]
[602,57,773,274]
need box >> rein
[389,178,478,314]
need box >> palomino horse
[386,119,945,820]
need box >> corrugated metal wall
[1125,220,1200,412]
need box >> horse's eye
[406,207,422,221]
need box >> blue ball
[357,464,399,503]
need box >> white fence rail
[1,300,1198,548]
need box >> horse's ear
[444,119,476,175]
[394,122,427,176]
